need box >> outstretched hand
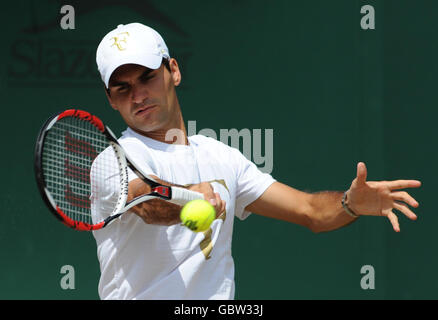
[346,162,422,232]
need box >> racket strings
[42,117,121,225]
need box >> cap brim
[104,54,163,88]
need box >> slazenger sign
[7,1,190,87]
[8,38,97,86]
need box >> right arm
[127,177,225,226]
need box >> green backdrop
[0,0,433,299]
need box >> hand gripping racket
[34,109,203,231]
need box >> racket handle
[170,186,204,206]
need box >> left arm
[245,182,355,233]
[245,162,421,233]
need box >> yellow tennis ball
[180,199,216,232]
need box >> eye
[116,85,129,93]
[140,74,154,83]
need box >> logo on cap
[110,32,130,51]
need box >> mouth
[134,105,157,116]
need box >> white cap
[96,23,170,88]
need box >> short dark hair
[162,57,171,71]
[106,58,171,96]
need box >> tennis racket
[34,109,204,231]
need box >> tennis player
[93,23,421,299]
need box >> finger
[218,200,226,217]
[356,162,367,185]
[193,183,215,203]
[208,196,217,206]
[216,203,226,219]
[387,211,400,232]
[199,182,214,193]
[393,201,417,220]
[214,192,221,213]
[218,197,225,215]
[218,196,226,215]
[214,192,224,215]
[203,185,216,206]
[391,191,419,208]
[386,180,422,190]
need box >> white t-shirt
[91,127,276,300]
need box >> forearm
[307,191,357,233]
[128,178,185,226]
[127,178,224,226]
[246,182,357,233]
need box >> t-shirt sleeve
[231,147,276,220]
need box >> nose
[131,84,148,104]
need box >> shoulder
[190,135,235,152]
[189,134,219,145]
[190,135,248,165]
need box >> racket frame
[34,109,193,231]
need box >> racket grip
[170,186,204,206]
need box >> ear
[169,58,181,86]
[104,86,118,111]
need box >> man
[93,22,421,299]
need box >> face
[106,59,181,135]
